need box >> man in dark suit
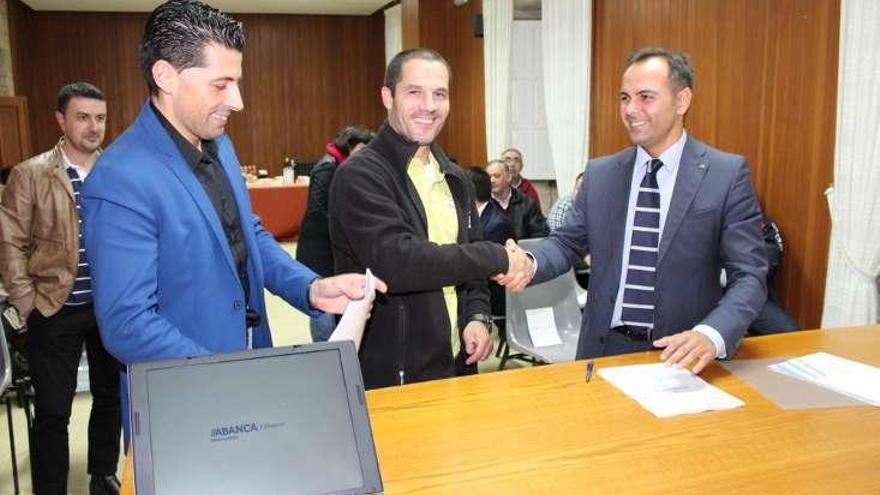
[499,47,767,373]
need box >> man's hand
[493,239,534,292]
[462,320,494,365]
[309,273,388,314]
[653,330,716,374]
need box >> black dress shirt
[150,102,259,327]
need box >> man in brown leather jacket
[0,82,121,495]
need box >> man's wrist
[307,277,320,310]
[467,313,493,334]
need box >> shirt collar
[57,137,96,179]
[634,130,687,174]
[150,101,219,170]
[407,150,443,183]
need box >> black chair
[1,300,34,495]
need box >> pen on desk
[585,360,595,383]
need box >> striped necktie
[65,167,93,305]
[620,158,663,330]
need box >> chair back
[505,237,582,363]
[1,305,12,395]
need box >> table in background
[121,325,880,494]
[246,180,308,241]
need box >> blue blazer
[81,103,319,365]
[532,137,767,359]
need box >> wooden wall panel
[416,0,486,166]
[590,0,839,328]
[0,96,32,169]
[9,3,386,176]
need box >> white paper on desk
[525,307,562,347]
[598,363,745,418]
[328,269,376,351]
[769,352,880,407]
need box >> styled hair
[384,48,451,93]
[467,167,492,203]
[333,126,375,156]
[57,82,105,114]
[626,47,694,91]
[139,0,245,95]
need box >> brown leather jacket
[0,139,82,320]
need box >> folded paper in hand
[328,269,376,351]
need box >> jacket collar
[370,121,453,176]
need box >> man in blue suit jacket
[81,0,378,404]
[499,48,767,373]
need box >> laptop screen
[128,342,382,495]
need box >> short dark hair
[626,47,694,91]
[57,82,105,114]
[467,167,492,203]
[333,126,375,156]
[384,48,451,93]
[139,0,245,95]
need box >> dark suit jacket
[532,136,767,359]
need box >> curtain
[540,0,591,195]
[384,4,402,67]
[821,0,880,327]
[483,0,514,161]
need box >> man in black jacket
[297,126,374,342]
[329,48,530,388]
[486,159,549,240]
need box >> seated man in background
[548,172,584,232]
[748,213,800,335]
[501,147,541,208]
[486,159,549,240]
[297,126,374,342]
[468,167,515,331]
[0,82,121,495]
[468,167,514,245]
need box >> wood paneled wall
[8,0,386,176]
[410,0,486,166]
[590,0,839,328]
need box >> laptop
[128,341,383,495]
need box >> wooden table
[121,325,880,494]
[246,180,308,240]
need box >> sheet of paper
[524,307,562,347]
[720,359,864,409]
[598,363,745,418]
[769,352,880,407]
[328,269,376,351]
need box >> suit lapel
[658,137,709,265]
[608,149,637,285]
[139,105,240,280]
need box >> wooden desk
[246,181,308,240]
[121,326,880,494]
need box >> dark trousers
[27,304,122,495]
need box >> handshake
[493,239,535,292]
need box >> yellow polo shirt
[407,151,460,355]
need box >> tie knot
[648,159,664,175]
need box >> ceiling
[21,0,542,18]
[20,0,390,15]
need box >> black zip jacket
[329,122,509,389]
